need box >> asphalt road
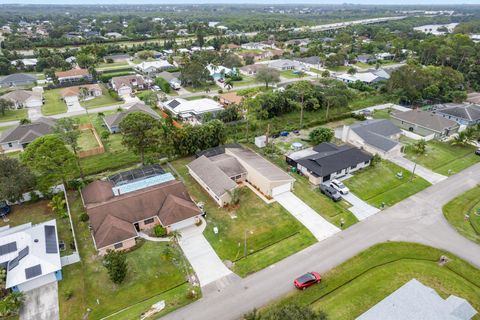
[161,162,480,320]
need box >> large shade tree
[0,157,36,202]
[53,118,84,178]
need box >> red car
[294,272,322,290]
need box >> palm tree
[48,194,67,219]
[451,131,471,147]
[0,292,24,317]
[169,230,182,245]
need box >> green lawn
[59,191,199,320]
[280,70,304,79]
[78,129,100,150]
[348,93,391,110]
[443,186,480,244]
[232,75,258,86]
[76,114,141,176]
[250,145,358,229]
[170,157,317,277]
[42,88,67,115]
[185,83,218,93]
[343,160,431,208]
[97,61,129,69]
[0,109,27,122]
[263,242,480,320]
[402,138,480,175]
[80,85,121,109]
[327,65,349,72]
[0,198,75,256]
[371,108,392,119]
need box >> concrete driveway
[389,155,447,184]
[20,282,59,320]
[274,192,340,241]
[342,192,380,221]
[179,221,237,289]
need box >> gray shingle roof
[434,103,480,122]
[350,119,401,152]
[187,155,238,197]
[0,73,37,85]
[103,102,160,129]
[357,279,477,320]
[391,110,458,133]
[0,117,56,144]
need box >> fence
[77,123,106,158]
[401,129,435,141]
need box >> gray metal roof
[187,155,238,197]
[350,119,401,152]
[357,279,477,320]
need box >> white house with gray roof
[432,103,480,127]
[103,102,160,133]
[0,73,37,87]
[357,279,477,320]
[0,117,56,153]
[0,220,62,292]
[341,119,402,158]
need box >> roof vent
[34,239,39,243]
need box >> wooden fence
[78,123,106,158]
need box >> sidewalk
[389,155,447,184]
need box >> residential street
[162,162,480,320]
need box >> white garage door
[271,183,291,197]
[169,217,196,231]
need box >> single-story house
[0,220,62,292]
[358,279,477,320]
[284,38,311,47]
[103,102,160,133]
[221,43,241,50]
[376,52,395,60]
[219,92,243,106]
[1,88,43,109]
[432,103,480,126]
[206,64,235,79]
[105,32,124,39]
[267,59,305,71]
[55,69,91,84]
[11,58,38,69]
[335,69,390,84]
[104,54,130,63]
[158,71,181,87]
[240,42,273,50]
[0,73,37,87]
[61,84,102,105]
[194,144,295,199]
[390,110,459,139]
[81,165,202,254]
[356,54,377,64]
[238,51,270,62]
[0,117,56,153]
[162,98,224,125]
[187,153,247,206]
[110,74,145,96]
[293,56,322,69]
[286,142,372,185]
[135,60,174,75]
[341,119,402,158]
[239,64,267,76]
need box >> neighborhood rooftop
[349,119,401,152]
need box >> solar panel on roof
[25,264,42,279]
[44,225,58,254]
[18,246,29,260]
[168,100,180,108]
[0,242,17,256]
[8,256,19,271]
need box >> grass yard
[349,93,391,110]
[326,65,349,72]
[263,242,480,320]
[250,145,358,229]
[0,109,27,122]
[170,157,317,277]
[232,75,258,86]
[280,70,304,79]
[343,160,431,208]
[58,191,199,320]
[77,129,100,150]
[42,88,67,115]
[80,85,121,109]
[96,61,129,69]
[0,198,75,256]
[371,108,392,119]
[185,83,218,93]
[443,186,480,244]
[402,138,480,175]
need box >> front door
[134,223,140,232]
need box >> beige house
[61,84,102,105]
[1,88,43,109]
[341,119,403,158]
[110,74,145,97]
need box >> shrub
[103,250,128,284]
[154,77,171,93]
[154,225,167,237]
[309,127,334,145]
[64,290,73,300]
[79,213,89,222]
[100,130,110,140]
[218,89,223,94]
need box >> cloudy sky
[1,0,480,4]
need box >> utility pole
[265,123,270,145]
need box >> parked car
[330,179,349,195]
[152,85,161,91]
[170,82,181,90]
[0,201,11,217]
[294,272,321,290]
[475,148,480,156]
[320,183,342,202]
[280,131,289,137]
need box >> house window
[364,161,369,165]
[114,242,123,249]
[7,143,12,148]
[351,164,357,169]
[144,218,155,224]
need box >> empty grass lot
[77,129,100,150]
[402,138,480,175]
[170,157,317,277]
[0,198,75,256]
[0,109,27,122]
[80,85,121,109]
[58,191,199,320]
[343,160,431,208]
[443,186,480,244]
[42,88,67,115]
[263,242,480,320]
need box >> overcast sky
[1,0,480,5]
